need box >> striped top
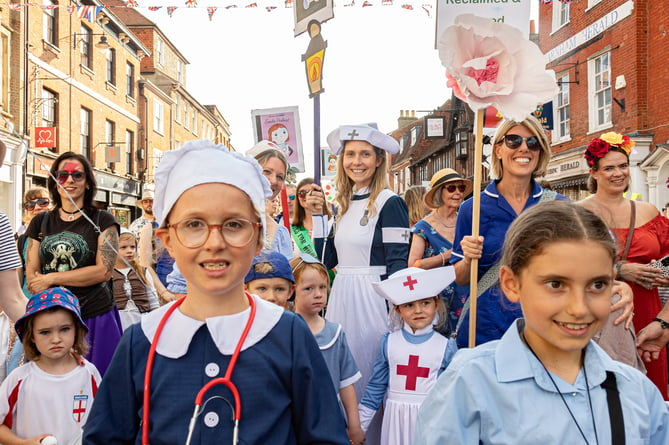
[0,212,21,272]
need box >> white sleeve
[144,270,160,310]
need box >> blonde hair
[118,232,149,284]
[392,296,446,331]
[490,115,551,180]
[334,143,389,218]
[403,185,427,227]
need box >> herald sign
[34,127,57,148]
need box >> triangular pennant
[344,0,355,6]
[245,2,257,7]
[167,6,178,16]
[362,1,373,6]
[148,6,162,11]
[284,0,293,8]
[184,0,197,7]
[265,5,277,11]
[382,0,393,5]
[225,5,238,9]
[66,4,76,14]
[401,3,413,9]
[125,0,139,7]
[8,3,22,10]
[206,6,217,20]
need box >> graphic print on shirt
[72,394,88,422]
[397,355,429,391]
[40,232,90,273]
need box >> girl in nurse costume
[83,140,348,444]
[314,123,410,443]
[359,266,457,445]
[415,202,669,444]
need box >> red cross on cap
[402,275,418,291]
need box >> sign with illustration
[321,146,337,178]
[34,127,57,148]
[252,106,305,173]
[293,0,334,37]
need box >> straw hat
[423,168,472,209]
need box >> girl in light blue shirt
[415,201,669,444]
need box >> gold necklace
[434,208,456,228]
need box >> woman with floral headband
[579,131,669,400]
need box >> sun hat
[372,266,455,307]
[326,123,400,155]
[423,168,473,209]
[135,185,155,208]
[15,287,88,341]
[245,251,295,284]
[152,140,273,232]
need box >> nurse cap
[153,140,273,229]
[372,266,456,306]
[326,123,400,155]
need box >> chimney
[398,109,418,129]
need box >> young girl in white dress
[359,266,457,445]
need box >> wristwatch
[652,317,669,329]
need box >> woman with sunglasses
[291,177,331,259]
[408,169,471,335]
[452,116,570,348]
[17,187,51,296]
[24,152,122,376]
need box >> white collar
[402,323,434,336]
[141,294,283,358]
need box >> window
[42,0,57,45]
[80,108,92,159]
[125,130,134,175]
[126,62,134,97]
[553,74,570,141]
[191,110,197,134]
[587,0,603,9]
[184,102,189,130]
[551,1,570,32]
[80,25,92,69]
[0,33,9,109]
[177,59,183,84]
[153,99,164,134]
[156,38,165,66]
[175,95,181,123]
[105,119,115,169]
[41,88,57,127]
[106,48,116,85]
[588,52,612,132]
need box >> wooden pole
[468,108,485,348]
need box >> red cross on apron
[396,354,429,390]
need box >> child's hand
[347,425,365,445]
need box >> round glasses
[297,190,309,198]
[167,218,261,248]
[501,134,542,152]
[444,184,467,193]
[55,170,86,183]
[24,198,50,210]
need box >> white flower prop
[439,14,558,122]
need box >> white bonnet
[153,140,273,229]
[326,123,400,155]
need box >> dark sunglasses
[24,198,50,210]
[501,134,542,152]
[297,190,309,198]
[55,170,86,182]
[444,184,467,193]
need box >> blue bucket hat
[15,287,88,341]
[245,251,295,284]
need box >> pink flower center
[468,59,499,86]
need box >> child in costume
[415,201,669,444]
[359,266,457,445]
[0,287,101,445]
[244,251,295,309]
[112,229,164,331]
[83,140,348,444]
[290,252,364,445]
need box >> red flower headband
[584,132,635,167]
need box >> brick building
[539,0,669,208]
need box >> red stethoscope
[142,293,257,445]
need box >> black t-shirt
[26,209,119,319]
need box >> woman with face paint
[24,152,122,376]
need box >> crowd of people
[0,116,666,443]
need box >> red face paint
[57,161,84,184]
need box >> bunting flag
[206,5,217,20]
[344,0,355,6]
[147,6,162,10]
[541,0,552,3]
[265,5,277,11]
[41,3,57,9]
[284,0,293,7]
[245,2,257,7]
[166,5,177,16]
[225,5,237,9]
[8,3,22,10]
[66,4,75,14]
[184,0,197,7]
[362,1,372,6]
[77,5,104,23]
[382,0,393,5]
[401,3,412,9]
[125,0,138,7]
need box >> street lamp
[71,32,110,50]
[455,126,470,159]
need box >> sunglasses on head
[501,134,542,152]
[24,198,50,210]
[55,170,86,183]
[444,184,467,193]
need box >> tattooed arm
[28,226,119,293]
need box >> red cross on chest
[73,399,86,422]
[396,354,430,391]
[402,275,418,290]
